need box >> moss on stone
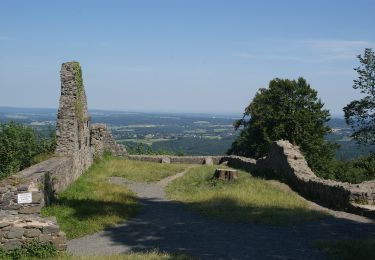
[71,62,85,125]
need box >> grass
[42,156,187,239]
[106,157,187,182]
[166,166,328,224]
[316,240,375,260]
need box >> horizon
[1,1,374,115]
[0,105,346,119]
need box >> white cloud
[232,38,375,63]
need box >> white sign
[17,193,32,204]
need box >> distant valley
[0,107,373,159]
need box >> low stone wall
[0,157,72,250]
[0,216,66,251]
[125,155,223,165]
[125,141,375,219]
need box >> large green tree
[0,122,37,179]
[343,48,375,145]
[228,77,335,173]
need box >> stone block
[6,227,24,239]
[24,228,41,238]
[42,225,59,235]
[19,206,41,214]
[3,240,22,250]
[0,222,10,228]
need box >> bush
[0,240,57,259]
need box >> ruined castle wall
[125,141,375,218]
[217,141,375,218]
[55,62,93,182]
[90,124,126,158]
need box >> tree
[0,122,38,179]
[343,48,375,145]
[228,77,336,173]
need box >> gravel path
[68,168,375,259]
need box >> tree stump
[213,169,238,182]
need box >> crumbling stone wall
[0,216,66,251]
[0,61,125,251]
[0,157,70,250]
[90,123,126,158]
[124,142,375,219]
[55,62,93,182]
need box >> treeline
[0,122,56,179]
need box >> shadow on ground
[68,196,375,260]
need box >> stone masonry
[55,62,93,182]
[90,123,127,158]
[0,61,124,251]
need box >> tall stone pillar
[55,62,93,179]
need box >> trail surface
[68,168,375,259]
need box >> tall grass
[166,166,328,224]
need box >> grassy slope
[42,157,187,239]
[166,166,328,224]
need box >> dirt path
[68,168,375,259]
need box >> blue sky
[1,0,374,116]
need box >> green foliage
[344,48,375,145]
[228,77,335,176]
[0,122,56,179]
[0,240,57,259]
[167,166,328,224]
[124,142,180,156]
[0,122,38,179]
[320,153,375,184]
[316,239,375,260]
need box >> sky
[0,0,374,116]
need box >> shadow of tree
[83,196,375,259]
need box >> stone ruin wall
[0,62,122,251]
[90,123,127,158]
[125,141,375,219]
[55,62,93,183]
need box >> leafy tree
[0,122,57,179]
[344,48,375,145]
[0,122,38,179]
[228,77,336,174]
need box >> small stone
[6,227,24,238]
[0,222,10,228]
[24,228,41,238]
[38,234,52,242]
[17,185,29,191]
[3,240,22,250]
[52,235,67,250]
[32,192,42,203]
[0,187,8,193]
[204,157,214,165]
[42,225,59,235]
[19,206,41,214]
[161,157,170,164]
